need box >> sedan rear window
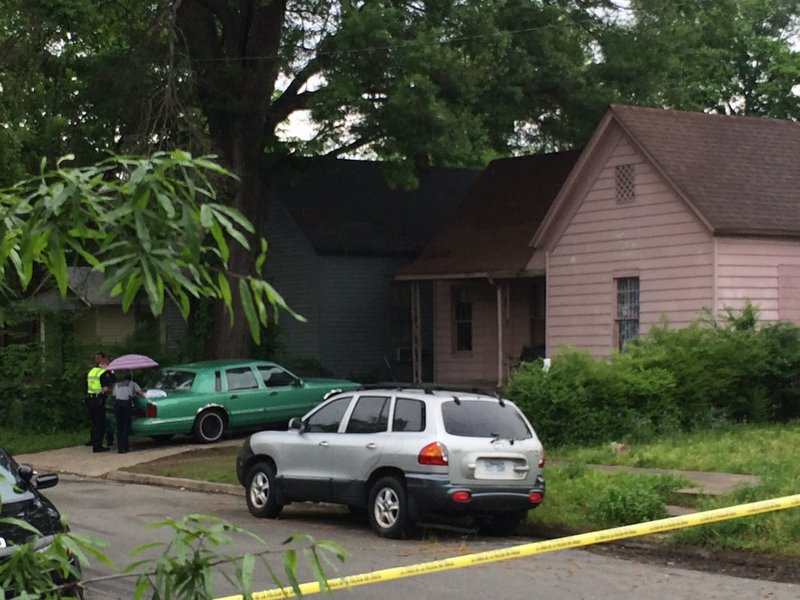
[441,401,532,439]
[150,370,196,391]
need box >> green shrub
[508,302,800,448]
[586,476,670,527]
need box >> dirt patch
[123,446,236,470]
[528,523,800,585]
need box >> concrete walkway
[13,441,761,513]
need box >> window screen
[616,277,640,350]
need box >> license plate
[475,459,514,479]
[485,460,507,473]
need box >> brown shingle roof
[610,104,800,235]
[396,150,581,279]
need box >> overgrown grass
[0,428,85,455]
[547,421,800,557]
[126,448,237,484]
[549,421,800,474]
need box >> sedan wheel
[193,410,225,443]
[368,476,409,539]
[245,461,283,518]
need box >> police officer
[86,352,115,453]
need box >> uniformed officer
[86,352,115,453]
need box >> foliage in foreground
[506,303,800,448]
[0,513,345,600]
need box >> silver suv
[236,385,545,538]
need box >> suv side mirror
[288,417,304,432]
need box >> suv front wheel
[246,461,283,518]
[368,476,409,539]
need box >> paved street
[44,476,800,600]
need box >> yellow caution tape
[216,493,800,600]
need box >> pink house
[396,151,581,387]
[399,105,800,387]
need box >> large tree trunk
[206,115,267,359]
[175,1,286,359]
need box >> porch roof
[396,150,581,280]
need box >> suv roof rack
[356,382,501,398]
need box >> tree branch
[325,137,373,157]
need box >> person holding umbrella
[105,354,159,453]
[112,372,144,453]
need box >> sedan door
[223,366,266,427]
[255,365,312,422]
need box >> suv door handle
[230,395,238,399]
[366,443,377,449]
[319,441,329,447]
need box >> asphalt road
[46,476,800,600]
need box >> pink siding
[716,238,800,322]
[547,134,714,357]
[432,280,532,386]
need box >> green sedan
[131,359,360,443]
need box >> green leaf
[238,279,261,345]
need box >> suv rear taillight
[539,449,546,469]
[145,403,158,418]
[418,442,448,466]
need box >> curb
[105,469,242,497]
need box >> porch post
[496,283,503,388]
[411,282,422,383]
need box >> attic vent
[615,164,635,204]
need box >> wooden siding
[432,279,532,386]
[263,198,321,363]
[546,133,714,357]
[716,237,800,322]
[318,255,410,379]
[73,306,135,345]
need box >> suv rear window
[441,400,532,439]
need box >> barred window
[616,277,639,350]
[615,164,635,203]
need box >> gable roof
[270,158,479,257]
[31,266,120,310]
[396,150,582,279]
[607,105,800,236]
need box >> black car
[0,447,81,598]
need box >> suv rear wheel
[368,476,409,539]
[246,461,283,518]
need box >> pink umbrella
[106,353,159,370]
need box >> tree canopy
[1,0,799,355]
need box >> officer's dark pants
[85,395,107,451]
[114,402,133,453]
